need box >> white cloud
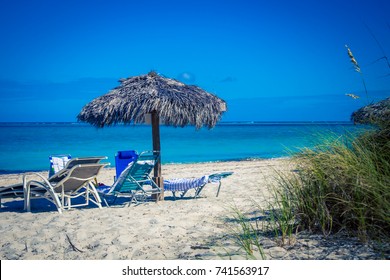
[177,72,196,83]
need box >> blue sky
[0,0,389,122]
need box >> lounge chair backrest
[65,156,107,169]
[209,172,234,182]
[111,151,159,193]
[53,164,106,193]
[48,156,107,183]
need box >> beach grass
[229,206,267,259]
[231,124,390,259]
[274,125,390,241]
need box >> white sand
[0,159,384,260]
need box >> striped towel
[49,155,71,177]
[163,176,209,192]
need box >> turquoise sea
[0,122,368,174]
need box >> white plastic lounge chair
[0,156,108,208]
[24,163,108,213]
[0,183,25,207]
[163,172,233,199]
[98,151,161,206]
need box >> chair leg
[88,183,103,209]
[66,197,71,210]
[23,177,29,211]
[129,193,138,206]
[101,196,110,207]
[216,181,222,197]
[180,190,188,198]
[24,185,31,212]
[50,190,63,214]
[195,184,206,198]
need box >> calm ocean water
[0,122,368,173]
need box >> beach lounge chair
[0,183,26,207]
[163,172,233,199]
[48,156,108,183]
[0,156,108,210]
[24,163,108,213]
[98,150,161,206]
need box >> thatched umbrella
[351,97,390,125]
[77,71,227,199]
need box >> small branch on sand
[190,245,210,250]
[66,234,84,253]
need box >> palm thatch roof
[351,97,390,125]
[77,71,227,129]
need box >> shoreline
[0,158,386,260]
[0,156,291,176]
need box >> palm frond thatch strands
[351,97,390,125]
[77,71,227,129]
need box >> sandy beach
[0,158,386,260]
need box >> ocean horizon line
[0,120,355,126]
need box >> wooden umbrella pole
[151,111,164,201]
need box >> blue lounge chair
[98,150,161,206]
[163,172,233,199]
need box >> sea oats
[345,45,361,73]
[345,93,360,99]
